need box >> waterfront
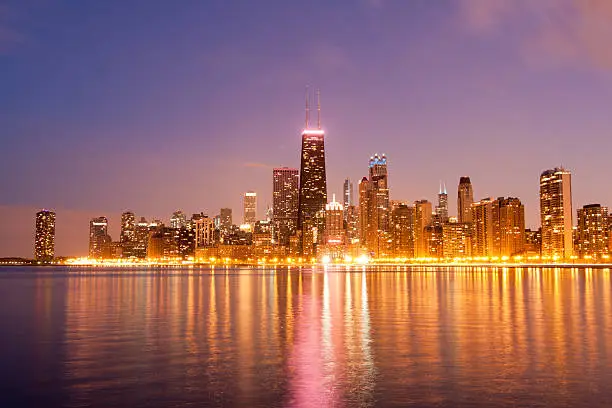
[0,266,611,407]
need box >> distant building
[436,182,449,224]
[524,228,541,256]
[195,216,215,248]
[345,205,359,243]
[35,210,55,262]
[443,221,472,258]
[391,204,415,258]
[457,177,474,223]
[472,197,525,258]
[243,191,257,226]
[170,210,187,229]
[577,204,609,260]
[219,208,232,232]
[133,217,149,258]
[325,196,345,245]
[414,200,432,258]
[425,225,443,258]
[273,167,299,246]
[540,168,573,260]
[343,178,353,220]
[120,211,136,257]
[297,89,327,255]
[89,217,111,259]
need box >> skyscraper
[120,211,136,257]
[540,168,573,260]
[89,216,111,259]
[273,167,299,246]
[457,177,474,223]
[35,210,55,262]
[324,195,345,245]
[414,200,432,258]
[243,191,257,226]
[577,204,609,260]
[343,178,353,219]
[436,182,448,223]
[359,154,390,257]
[391,204,415,258]
[297,89,327,250]
[472,197,525,258]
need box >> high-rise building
[297,89,327,252]
[457,177,474,223]
[358,177,371,247]
[436,182,448,223]
[170,210,187,229]
[343,178,353,220]
[120,211,136,257]
[540,168,573,260]
[414,200,432,258]
[577,204,609,260]
[35,210,55,262]
[195,216,215,248]
[273,167,299,246]
[359,154,390,258]
[391,204,415,258]
[134,217,149,258]
[498,197,525,257]
[219,208,232,231]
[345,205,359,243]
[89,216,111,259]
[325,195,345,245]
[243,191,257,226]
[471,197,525,258]
[442,221,472,258]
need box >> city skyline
[3,1,612,256]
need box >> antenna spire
[305,86,310,129]
[316,88,321,129]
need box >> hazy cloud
[460,0,612,71]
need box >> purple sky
[2,0,612,257]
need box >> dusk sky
[2,0,612,257]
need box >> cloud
[460,0,612,71]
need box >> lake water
[0,266,611,407]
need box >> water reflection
[0,266,611,407]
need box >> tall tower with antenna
[297,88,327,254]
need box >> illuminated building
[170,210,187,229]
[343,178,353,220]
[540,168,573,260]
[325,196,345,245]
[414,200,432,258]
[147,226,180,260]
[577,204,609,260]
[345,205,359,243]
[498,197,525,257]
[297,89,327,253]
[120,211,136,257]
[178,225,196,258]
[442,221,472,258]
[358,177,371,247]
[243,191,257,226]
[391,204,415,258]
[424,225,443,257]
[273,167,299,246]
[195,216,215,248]
[89,217,111,259]
[472,197,525,257]
[457,177,474,223]
[35,210,55,262]
[525,228,541,256]
[436,182,448,224]
[220,208,232,232]
[358,154,390,258]
[133,217,149,258]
